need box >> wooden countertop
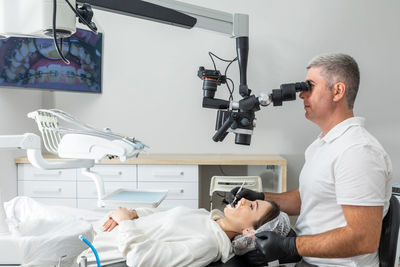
[15,154,286,166]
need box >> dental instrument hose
[79,235,101,267]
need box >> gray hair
[307,53,360,109]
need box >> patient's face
[224,198,273,231]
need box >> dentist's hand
[255,231,299,262]
[103,207,138,232]
[228,187,264,204]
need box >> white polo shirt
[295,117,392,267]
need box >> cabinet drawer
[77,181,137,198]
[138,165,198,182]
[31,197,77,208]
[77,165,136,181]
[18,181,76,198]
[138,181,198,199]
[159,199,198,209]
[18,164,76,181]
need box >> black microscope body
[198,37,310,145]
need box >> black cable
[209,52,236,63]
[224,57,237,76]
[224,58,237,100]
[53,0,70,64]
[226,77,235,101]
[208,52,238,100]
[208,52,217,71]
[64,0,98,34]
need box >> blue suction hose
[79,235,101,267]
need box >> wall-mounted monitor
[0,28,102,93]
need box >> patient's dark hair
[252,201,280,230]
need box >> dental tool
[231,180,246,207]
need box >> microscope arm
[77,0,248,37]
[77,0,250,96]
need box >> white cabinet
[16,154,286,211]
[138,165,198,182]
[18,165,75,181]
[76,165,136,182]
[17,164,77,208]
[137,165,198,209]
[18,180,76,198]
[17,163,199,210]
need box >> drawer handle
[33,187,62,194]
[97,171,123,176]
[92,190,111,195]
[33,171,63,177]
[152,171,184,177]
[168,189,185,195]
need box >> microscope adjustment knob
[240,118,250,126]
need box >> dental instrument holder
[26,109,147,208]
[0,109,146,209]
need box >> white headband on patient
[231,211,291,255]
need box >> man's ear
[332,82,346,102]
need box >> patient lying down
[80,199,280,267]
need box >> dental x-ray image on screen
[0,28,102,93]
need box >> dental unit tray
[102,189,168,208]
[25,109,153,208]
[28,109,147,161]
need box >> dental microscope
[0,0,310,146]
[198,52,310,145]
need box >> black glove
[244,229,301,266]
[255,231,299,263]
[228,187,264,204]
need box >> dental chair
[102,196,400,267]
[103,196,400,267]
[379,195,400,267]
[206,195,400,267]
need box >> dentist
[230,53,392,266]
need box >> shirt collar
[319,117,365,143]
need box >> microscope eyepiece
[270,81,309,106]
[294,81,310,92]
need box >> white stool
[209,176,263,210]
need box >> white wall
[46,0,400,190]
[0,89,44,200]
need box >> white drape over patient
[3,197,100,267]
[81,207,233,267]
